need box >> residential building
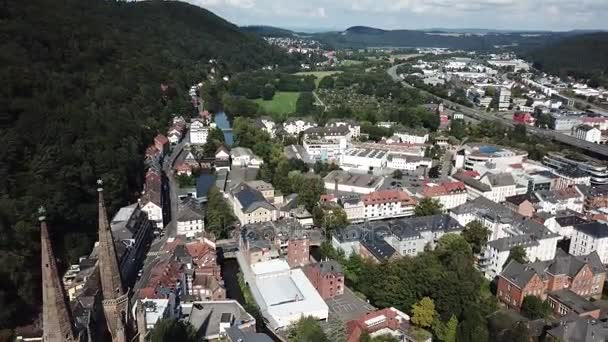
[254,116,276,138]
[230,183,279,225]
[547,290,601,318]
[230,147,263,168]
[451,197,560,279]
[498,88,511,111]
[140,170,163,229]
[497,250,605,310]
[183,300,256,340]
[386,154,433,171]
[546,315,608,341]
[361,189,417,220]
[176,198,205,238]
[552,167,592,189]
[327,119,361,138]
[324,170,384,195]
[303,137,344,162]
[534,186,585,214]
[573,124,602,144]
[570,222,608,263]
[453,171,518,203]
[332,214,463,259]
[340,196,366,222]
[304,260,345,300]
[190,118,210,145]
[287,236,310,268]
[504,194,538,217]
[154,134,169,155]
[584,184,608,211]
[513,112,536,126]
[139,298,179,331]
[225,326,273,342]
[534,210,589,239]
[346,308,431,342]
[420,181,468,210]
[393,128,429,144]
[283,118,317,136]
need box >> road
[312,91,326,109]
[387,64,608,158]
[162,129,190,237]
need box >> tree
[449,119,466,140]
[462,221,490,254]
[150,318,196,342]
[414,198,443,216]
[392,169,404,179]
[360,333,399,342]
[205,186,235,238]
[411,297,436,328]
[521,295,551,320]
[288,316,328,342]
[503,246,527,268]
[322,207,349,233]
[262,83,275,100]
[296,91,315,114]
[433,315,458,342]
[510,124,527,142]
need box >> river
[213,111,234,146]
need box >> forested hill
[0,0,292,329]
[525,32,608,87]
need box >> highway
[387,64,608,158]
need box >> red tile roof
[421,181,466,197]
[362,190,416,206]
[154,134,169,145]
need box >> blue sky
[182,0,608,31]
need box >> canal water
[213,111,234,146]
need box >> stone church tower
[97,180,130,342]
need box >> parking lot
[325,286,375,322]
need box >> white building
[340,147,388,171]
[498,88,511,111]
[534,187,585,214]
[176,199,205,238]
[573,125,602,144]
[255,117,277,138]
[283,118,317,136]
[454,144,528,173]
[230,147,263,168]
[386,154,432,171]
[569,222,608,264]
[454,172,518,203]
[327,120,361,138]
[419,181,468,210]
[361,189,417,221]
[140,192,163,229]
[394,130,429,144]
[231,182,279,225]
[190,119,210,145]
[303,138,344,162]
[246,259,329,330]
[451,197,560,279]
[137,298,178,331]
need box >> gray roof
[283,144,314,164]
[483,172,516,187]
[390,214,463,239]
[177,198,205,222]
[234,185,275,213]
[452,172,491,192]
[225,326,273,342]
[574,222,608,239]
[185,301,254,339]
[324,170,384,189]
[304,125,351,137]
[548,289,599,314]
[230,147,254,158]
[317,259,343,274]
[547,316,608,341]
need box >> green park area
[254,91,300,115]
[295,71,341,87]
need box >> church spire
[97,179,130,342]
[97,179,125,299]
[40,207,78,342]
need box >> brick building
[497,250,605,310]
[304,260,344,299]
[584,184,608,212]
[287,236,310,268]
[346,308,431,342]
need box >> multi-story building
[450,197,560,279]
[287,236,309,268]
[283,118,317,136]
[497,250,605,310]
[454,144,528,173]
[304,260,345,300]
[230,147,264,168]
[346,307,431,342]
[176,198,205,237]
[584,184,608,212]
[303,138,344,162]
[534,186,585,214]
[141,169,164,229]
[361,189,417,220]
[552,167,592,189]
[570,222,608,264]
[419,181,468,210]
[324,170,384,195]
[543,152,608,186]
[254,116,276,138]
[498,88,511,111]
[386,154,433,171]
[190,118,210,145]
[327,119,361,139]
[453,171,519,203]
[393,128,429,144]
[230,183,279,225]
[573,124,602,144]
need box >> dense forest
[0,0,295,329]
[525,32,608,87]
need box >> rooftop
[549,289,599,314]
[324,170,384,189]
[574,222,608,239]
[184,300,255,339]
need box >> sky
[181,0,608,31]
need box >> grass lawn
[342,59,364,66]
[254,91,299,116]
[295,71,341,87]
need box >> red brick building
[154,134,169,155]
[287,236,309,268]
[547,289,600,319]
[304,260,344,299]
[497,250,605,310]
[346,308,430,342]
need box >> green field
[342,59,364,66]
[254,91,299,116]
[295,71,341,87]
